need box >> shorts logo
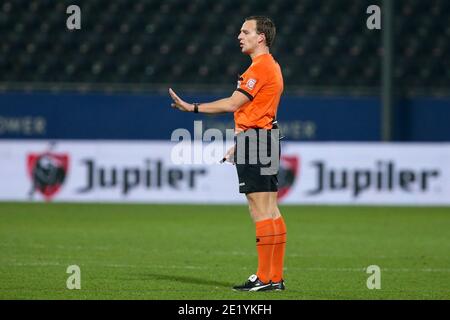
[277,156,300,201]
[27,152,69,201]
[246,78,257,90]
[239,182,246,186]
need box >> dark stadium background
[1,0,449,142]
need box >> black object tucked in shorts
[234,128,281,194]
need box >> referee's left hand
[169,88,194,112]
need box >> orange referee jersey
[234,53,284,133]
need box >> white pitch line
[2,261,450,273]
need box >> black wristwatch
[193,103,200,113]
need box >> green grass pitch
[0,203,449,300]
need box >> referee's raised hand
[169,88,193,112]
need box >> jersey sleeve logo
[246,78,257,90]
[237,75,243,89]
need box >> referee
[169,16,286,292]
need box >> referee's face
[238,20,260,54]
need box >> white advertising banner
[280,143,450,205]
[0,140,449,205]
[0,140,241,204]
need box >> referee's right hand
[169,88,194,112]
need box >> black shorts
[234,128,281,194]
